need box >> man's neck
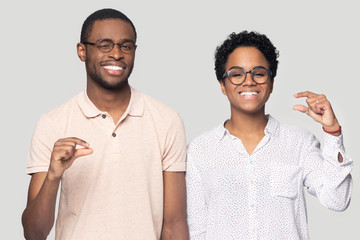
[86,82,131,124]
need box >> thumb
[292,104,307,113]
[73,148,93,159]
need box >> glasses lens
[252,68,269,84]
[97,40,114,52]
[229,69,245,84]
[120,41,135,53]
[228,69,245,84]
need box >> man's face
[78,19,136,90]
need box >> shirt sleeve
[162,113,187,172]
[26,114,57,174]
[302,131,353,211]
[186,142,207,239]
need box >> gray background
[1,0,358,239]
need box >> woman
[185,31,352,240]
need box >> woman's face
[220,46,273,115]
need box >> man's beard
[87,63,133,91]
[91,73,129,90]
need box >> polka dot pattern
[186,115,353,240]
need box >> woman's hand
[293,91,341,135]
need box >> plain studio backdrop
[1,0,358,239]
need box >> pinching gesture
[49,137,93,180]
[293,91,341,135]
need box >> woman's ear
[220,81,227,96]
[270,79,274,93]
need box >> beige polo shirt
[27,87,186,240]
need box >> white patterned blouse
[186,115,353,240]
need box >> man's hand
[22,137,93,239]
[293,91,341,134]
[48,137,93,181]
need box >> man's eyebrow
[94,38,136,43]
[120,39,136,44]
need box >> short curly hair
[214,31,279,82]
[80,8,137,43]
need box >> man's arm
[161,171,189,240]
[22,137,92,240]
[22,172,60,240]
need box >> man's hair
[214,31,279,82]
[80,8,137,43]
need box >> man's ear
[77,43,86,62]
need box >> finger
[307,98,328,115]
[293,91,317,99]
[292,104,308,113]
[73,148,93,159]
[314,102,325,114]
[53,146,92,162]
[306,98,317,109]
[307,94,326,105]
[307,108,325,124]
[56,137,90,148]
[53,147,76,162]
[54,140,77,148]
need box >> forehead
[89,19,136,42]
[226,46,269,68]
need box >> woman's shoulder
[188,123,225,150]
[271,116,316,143]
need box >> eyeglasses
[222,67,272,85]
[82,39,136,54]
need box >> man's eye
[121,43,133,50]
[99,44,112,48]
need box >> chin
[232,104,266,115]
[96,77,129,90]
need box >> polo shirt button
[112,132,116,137]
[102,114,106,119]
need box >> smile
[239,91,259,96]
[103,66,124,71]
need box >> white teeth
[103,66,123,70]
[240,92,258,96]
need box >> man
[22,8,189,240]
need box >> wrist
[46,169,62,183]
[322,124,341,136]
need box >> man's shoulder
[42,92,83,120]
[135,89,180,120]
[40,92,84,124]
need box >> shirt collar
[78,86,144,118]
[127,87,144,117]
[264,114,279,135]
[215,114,279,141]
